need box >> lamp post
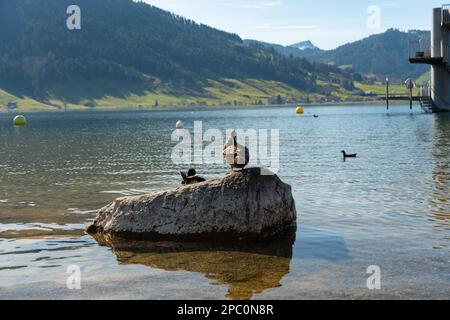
[405,78,415,110]
[386,77,389,110]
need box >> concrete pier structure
[410,6,450,112]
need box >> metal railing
[418,85,431,98]
[408,39,431,59]
[442,5,450,26]
[408,41,450,66]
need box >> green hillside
[251,29,431,82]
[0,0,367,111]
[416,71,431,86]
[0,78,362,112]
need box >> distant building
[269,95,285,105]
[7,102,18,110]
[84,102,96,108]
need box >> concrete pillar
[442,26,449,63]
[432,8,442,58]
[431,8,440,104]
[430,7,450,110]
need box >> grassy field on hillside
[0,79,319,112]
[416,72,431,86]
[354,82,419,96]
[0,79,409,113]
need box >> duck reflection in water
[92,231,296,300]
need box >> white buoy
[176,120,184,129]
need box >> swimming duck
[341,150,357,159]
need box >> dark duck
[341,150,357,160]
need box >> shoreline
[0,100,413,115]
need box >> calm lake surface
[0,105,449,299]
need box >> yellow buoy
[13,115,27,126]
[295,106,304,115]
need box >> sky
[143,0,445,49]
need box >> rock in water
[87,168,297,240]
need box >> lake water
[0,105,448,299]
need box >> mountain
[0,0,361,109]
[244,39,321,57]
[243,39,322,62]
[252,29,430,82]
[242,39,311,59]
[289,41,319,51]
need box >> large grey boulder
[87,168,297,241]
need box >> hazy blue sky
[143,0,445,49]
